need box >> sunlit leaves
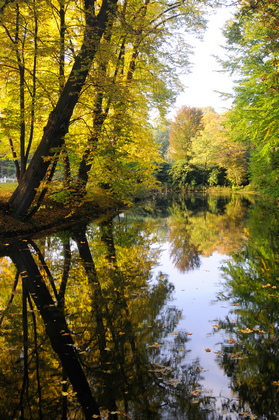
[223,2,279,196]
[1,0,214,211]
[168,106,203,163]
[166,108,248,188]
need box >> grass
[0,182,17,201]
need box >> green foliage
[208,168,222,186]
[155,162,172,185]
[153,118,170,158]
[167,109,248,190]
[168,160,206,190]
[168,106,203,162]
[0,160,15,177]
[0,0,213,215]
[49,189,72,204]
[222,2,279,197]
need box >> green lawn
[0,182,17,200]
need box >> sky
[170,5,236,118]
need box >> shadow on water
[0,193,278,419]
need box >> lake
[0,193,278,419]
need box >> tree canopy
[2,0,279,214]
[165,107,248,189]
[0,0,212,218]
[222,0,279,197]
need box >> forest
[1,2,279,418]
[0,0,278,222]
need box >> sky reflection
[153,245,234,398]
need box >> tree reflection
[167,194,249,272]
[10,238,101,419]
[167,199,201,272]
[75,217,209,419]
[214,199,279,419]
[0,212,214,419]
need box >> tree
[7,0,118,218]
[0,0,210,219]
[222,0,279,196]
[168,109,248,188]
[0,0,53,181]
[168,106,203,162]
[190,111,222,185]
[191,112,248,187]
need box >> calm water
[0,193,279,419]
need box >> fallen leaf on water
[149,343,162,348]
[191,388,201,396]
[253,328,266,333]
[230,353,240,358]
[238,328,253,333]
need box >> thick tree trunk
[8,0,118,219]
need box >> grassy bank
[0,182,17,200]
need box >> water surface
[0,193,278,419]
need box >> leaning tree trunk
[8,0,118,219]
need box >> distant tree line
[0,160,16,178]
[154,106,248,191]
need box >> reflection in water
[0,193,277,419]
[169,194,250,265]
[214,199,279,420]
